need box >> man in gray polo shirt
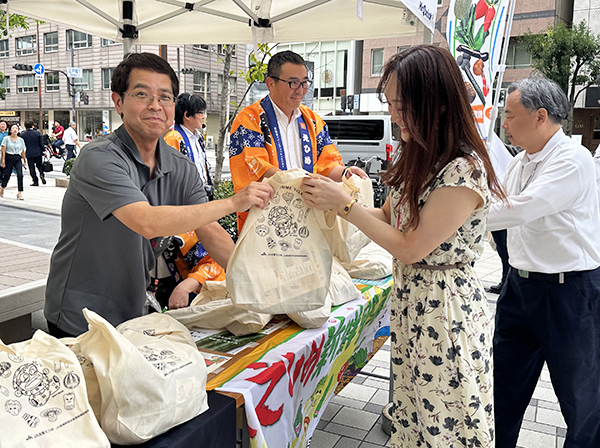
[45,53,273,336]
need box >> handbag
[42,158,53,172]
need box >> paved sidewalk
[0,162,567,448]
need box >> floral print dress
[389,156,494,448]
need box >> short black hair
[174,93,207,125]
[111,52,179,98]
[24,120,34,129]
[267,50,306,79]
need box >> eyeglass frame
[122,91,178,106]
[270,76,312,90]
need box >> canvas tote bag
[227,169,333,314]
[0,331,110,448]
[167,280,273,336]
[76,309,208,445]
[319,174,374,263]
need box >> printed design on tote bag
[13,362,63,407]
[138,345,192,377]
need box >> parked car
[323,115,399,169]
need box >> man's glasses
[122,91,177,106]
[271,77,312,90]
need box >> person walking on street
[0,120,8,182]
[487,77,600,448]
[63,121,80,162]
[21,120,46,186]
[0,123,27,200]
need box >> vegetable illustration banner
[447,0,511,139]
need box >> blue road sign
[34,63,45,75]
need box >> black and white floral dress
[389,156,494,448]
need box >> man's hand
[345,166,369,179]
[230,182,275,212]
[168,277,201,309]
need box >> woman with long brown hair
[302,45,505,446]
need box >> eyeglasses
[122,91,177,106]
[271,77,312,90]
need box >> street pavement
[0,157,566,448]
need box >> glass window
[218,44,236,57]
[193,71,210,94]
[102,68,114,90]
[73,69,93,90]
[16,35,36,56]
[0,40,8,58]
[1,76,10,94]
[44,32,59,53]
[324,119,385,141]
[397,46,410,54]
[217,75,237,94]
[193,44,210,51]
[17,74,37,93]
[101,38,117,46]
[506,39,531,69]
[46,72,60,92]
[67,30,93,49]
[371,49,384,76]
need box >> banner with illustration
[217,277,392,448]
[447,0,511,140]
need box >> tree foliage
[521,22,600,133]
[0,12,32,100]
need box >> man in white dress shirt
[487,76,600,448]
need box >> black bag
[42,159,53,172]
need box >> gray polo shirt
[45,125,207,335]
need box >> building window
[17,74,37,93]
[193,44,210,51]
[193,71,210,94]
[102,68,114,90]
[46,72,60,92]
[397,46,410,54]
[506,39,531,69]
[217,75,237,94]
[73,69,93,90]
[101,38,117,46]
[0,40,8,58]
[44,32,59,53]
[218,44,236,57]
[67,30,93,49]
[1,76,10,94]
[16,36,36,56]
[371,48,384,76]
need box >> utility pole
[36,22,42,130]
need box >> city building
[0,20,246,146]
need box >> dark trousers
[46,321,77,339]
[494,267,600,448]
[65,144,76,161]
[491,229,510,284]
[51,138,63,152]
[27,155,44,185]
[1,153,24,191]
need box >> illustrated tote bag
[0,331,110,448]
[227,169,333,314]
[76,309,208,445]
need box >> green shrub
[214,180,238,242]
[63,158,76,176]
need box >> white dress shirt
[594,144,600,208]
[271,96,303,169]
[181,125,208,184]
[63,127,78,145]
[487,129,600,273]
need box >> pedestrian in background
[0,123,27,200]
[0,120,8,182]
[63,121,81,162]
[487,76,600,448]
[51,120,64,154]
[21,120,46,186]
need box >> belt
[516,269,590,284]
[411,262,468,271]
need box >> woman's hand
[301,174,353,214]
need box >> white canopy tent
[2,0,436,54]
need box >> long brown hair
[377,45,505,228]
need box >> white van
[323,115,399,167]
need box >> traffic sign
[67,67,82,78]
[34,63,45,75]
[35,74,43,80]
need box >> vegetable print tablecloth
[206,276,392,448]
